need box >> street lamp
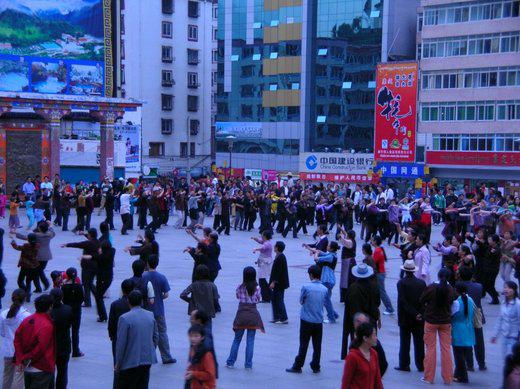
[226,135,236,178]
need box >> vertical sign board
[374,62,418,162]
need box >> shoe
[82,304,91,308]
[383,310,395,315]
[279,320,289,324]
[467,366,475,372]
[394,366,411,372]
[245,367,252,370]
[312,368,320,374]
[285,368,302,374]
[479,366,487,371]
[420,377,432,384]
[163,359,177,365]
[97,317,107,323]
[334,312,340,320]
[34,288,42,294]
[225,364,235,369]
[72,352,85,358]
[270,320,278,323]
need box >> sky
[0,0,100,15]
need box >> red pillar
[95,111,117,181]
[35,109,69,179]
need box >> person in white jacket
[491,281,520,356]
[1,289,31,389]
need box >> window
[149,142,165,156]
[162,0,173,14]
[120,39,125,59]
[188,72,199,88]
[162,70,173,86]
[213,6,218,19]
[180,142,196,157]
[120,14,125,34]
[162,21,172,38]
[120,64,125,85]
[161,119,173,134]
[161,94,173,111]
[187,49,199,64]
[187,95,199,111]
[162,46,173,62]
[212,71,217,86]
[188,1,199,18]
[190,119,200,136]
[212,50,218,62]
[188,25,198,41]
[213,28,217,41]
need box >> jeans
[376,273,394,313]
[24,371,54,389]
[322,282,338,322]
[293,319,322,371]
[3,357,24,389]
[453,346,472,383]
[226,329,256,368]
[117,365,151,389]
[271,286,288,322]
[399,325,424,370]
[56,354,69,389]
[423,322,453,384]
[466,327,486,369]
[155,315,173,362]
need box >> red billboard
[426,151,520,167]
[299,172,372,183]
[374,62,418,162]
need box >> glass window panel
[457,106,466,120]
[508,71,516,85]
[422,107,430,121]
[486,105,494,120]
[433,138,440,150]
[498,105,506,119]
[422,75,429,89]
[505,138,513,151]
[464,73,473,87]
[443,74,449,88]
[431,107,439,120]
[499,71,507,86]
[496,138,505,151]
[461,138,469,150]
[489,72,497,86]
[478,138,486,150]
[478,105,485,120]
[466,106,476,120]
[435,75,442,88]
[470,138,478,150]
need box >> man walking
[395,259,426,372]
[269,241,289,324]
[142,255,176,364]
[286,265,327,374]
[14,294,56,388]
[115,291,158,389]
[50,288,73,389]
[119,188,132,235]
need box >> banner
[374,162,424,178]
[0,0,111,96]
[244,169,262,180]
[215,122,262,138]
[300,172,371,183]
[60,139,125,167]
[426,151,520,167]
[374,62,418,162]
[299,152,373,175]
[262,169,278,182]
[116,124,141,173]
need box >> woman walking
[61,267,85,358]
[420,268,456,385]
[252,231,273,303]
[0,289,30,389]
[338,228,356,303]
[341,321,383,389]
[12,234,39,302]
[451,282,475,383]
[491,281,520,356]
[226,267,264,369]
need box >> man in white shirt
[352,184,362,223]
[120,188,132,235]
[384,185,395,203]
[40,176,53,194]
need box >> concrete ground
[0,211,507,388]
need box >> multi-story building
[123,0,216,176]
[216,0,418,172]
[418,0,520,186]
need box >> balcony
[188,82,200,89]
[162,79,174,87]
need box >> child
[184,324,217,389]
[25,197,35,230]
[226,266,264,369]
[12,234,39,302]
[8,195,20,233]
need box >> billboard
[426,151,520,167]
[215,122,263,138]
[116,124,141,173]
[374,62,418,162]
[0,0,112,96]
[299,152,374,175]
[60,139,126,167]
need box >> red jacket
[342,348,383,389]
[188,350,216,389]
[14,312,56,373]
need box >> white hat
[351,263,374,278]
[400,259,418,273]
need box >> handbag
[471,300,483,329]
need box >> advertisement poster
[215,122,263,138]
[262,169,278,182]
[374,162,424,178]
[0,0,109,96]
[60,139,125,167]
[299,152,373,175]
[426,151,520,167]
[300,173,371,183]
[116,124,141,173]
[374,62,418,162]
[244,169,262,180]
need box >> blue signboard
[374,162,424,178]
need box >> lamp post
[226,135,236,178]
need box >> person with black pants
[269,241,289,324]
[482,234,501,304]
[60,193,72,231]
[395,260,427,372]
[50,288,73,389]
[62,228,101,308]
[286,265,327,374]
[53,187,62,226]
[136,190,148,229]
[61,267,85,358]
[282,198,297,238]
[105,190,115,230]
[458,266,487,371]
[295,199,308,236]
[108,279,132,389]
[86,240,115,322]
[217,194,231,235]
[85,194,94,230]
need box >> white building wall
[122,0,215,172]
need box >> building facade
[216,0,417,172]
[417,0,520,184]
[122,0,216,176]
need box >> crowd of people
[0,173,519,388]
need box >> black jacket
[397,275,427,327]
[269,253,289,289]
[108,296,130,342]
[61,282,84,310]
[51,302,73,357]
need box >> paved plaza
[0,212,506,388]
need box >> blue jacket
[317,252,336,287]
[451,296,475,347]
